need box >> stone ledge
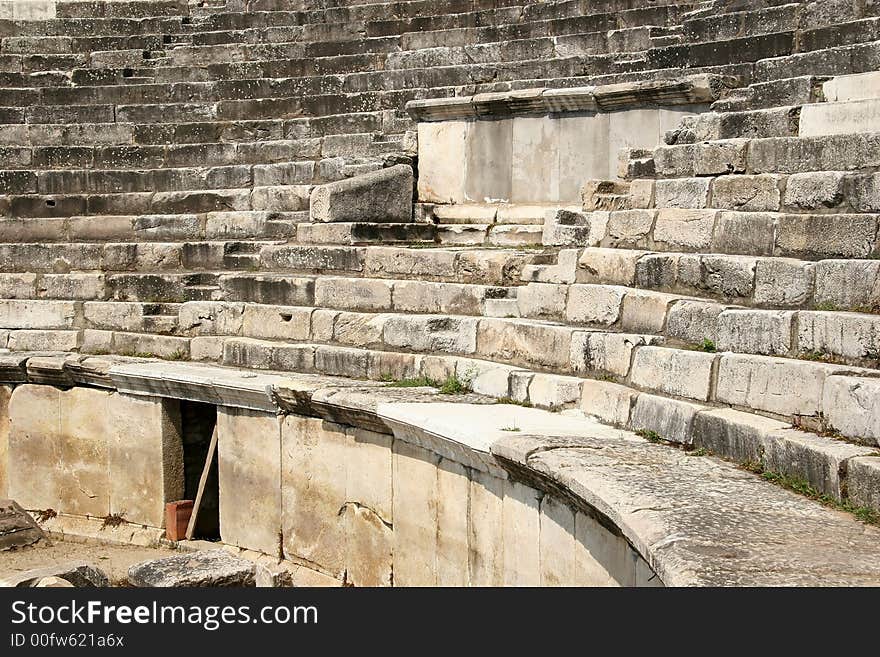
[406,75,735,121]
[5,354,880,585]
[491,432,880,586]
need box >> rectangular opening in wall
[180,400,219,540]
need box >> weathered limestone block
[315,345,368,379]
[9,386,111,517]
[823,377,880,446]
[128,549,256,587]
[711,174,781,211]
[580,380,639,426]
[678,254,756,299]
[630,346,716,401]
[436,458,470,586]
[694,139,748,175]
[467,470,505,586]
[332,312,388,347]
[652,208,717,251]
[0,386,10,498]
[393,439,440,586]
[539,495,577,586]
[570,331,654,378]
[761,428,875,500]
[573,511,631,586]
[754,258,815,307]
[282,416,392,586]
[391,280,482,316]
[797,311,880,361]
[383,314,477,354]
[59,387,112,517]
[217,407,282,556]
[502,479,542,586]
[39,273,106,301]
[665,299,727,344]
[692,407,788,464]
[712,211,776,256]
[310,164,413,223]
[619,289,679,333]
[314,277,392,311]
[108,394,183,528]
[775,213,878,259]
[517,282,568,319]
[241,304,311,341]
[178,301,244,336]
[417,121,468,204]
[342,427,394,587]
[813,260,880,310]
[603,210,655,249]
[0,498,43,552]
[717,309,795,356]
[715,354,838,419]
[630,393,705,444]
[282,415,347,576]
[798,98,880,138]
[7,330,82,352]
[526,373,583,409]
[83,302,144,331]
[565,284,626,325]
[0,299,77,329]
[847,457,880,511]
[477,318,573,370]
[3,563,108,588]
[654,178,710,208]
[576,247,646,285]
[783,171,846,210]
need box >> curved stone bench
[3,353,880,586]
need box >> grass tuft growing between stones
[742,461,880,527]
[501,426,521,432]
[438,374,470,395]
[494,397,533,408]
[696,338,716,353]
[635,428,665,444]
[382,374,472,395]
[384,375,438,388]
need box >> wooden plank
[185,424,218,541]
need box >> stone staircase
[3,0,880,584]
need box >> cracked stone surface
[128,549,256,587]
[0,499,44,551]
[492,433,880,586]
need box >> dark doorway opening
[180,400,220,540]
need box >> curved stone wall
[1,374,660,587]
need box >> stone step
[649,133,880,178]
[0,138,405,171]
[0,113,408,146]
[582,379,880,504]
[0,161,324,195]
[611,171,880,215]
[5,297,878,448]
[0,211,293,242]
[664,105,800,144]
[6,256,880,367]
[527,246,880,313]
[799,98,880,137]
[294,222,436,245]
[436,224,545,247]
[0,184,311,218]
[546,206,880,261]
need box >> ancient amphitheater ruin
[1,0,880,587]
